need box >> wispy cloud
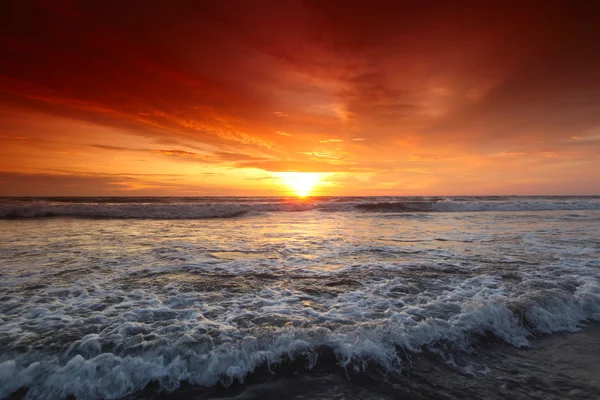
[318,139,343,143]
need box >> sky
[1,0,599,196]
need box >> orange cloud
[1,1,599,195]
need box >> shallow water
[0,197,599,399]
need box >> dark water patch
[323,279,362,288]
[5,387,29,400]
[499,273,522,283]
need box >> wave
[1,279,599,399]
[0,201,312,219]
[357,198,600,213]
[1,197,600,219]
[432,198,600,212]
[355,201,435,211]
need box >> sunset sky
[1,0,599,196]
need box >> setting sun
[275,172,325,197]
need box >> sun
[275,172,324,197]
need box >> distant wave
[1,197,600,219]
[431,198,600,212]
[357,198,600,213]
[0,203,254,219]
[355,201,435,211]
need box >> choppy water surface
[0,197,599,399]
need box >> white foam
[2,272,599,399]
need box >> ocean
[0,196,599,399]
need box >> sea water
[0,197,599,399]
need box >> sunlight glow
[275,172,325,197]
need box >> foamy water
[0,197,599,399]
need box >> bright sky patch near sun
[274,172,328,197]
[0,1,599,196]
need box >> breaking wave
[1,278,599,399]
[1,196,600,219]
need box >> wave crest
[2,197,600,219]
